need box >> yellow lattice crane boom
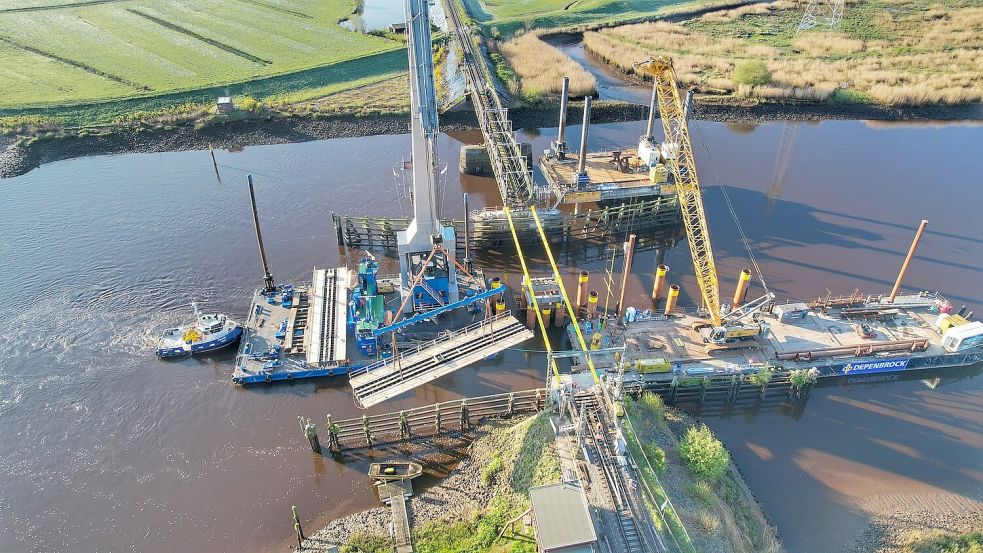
[638,57,722,326]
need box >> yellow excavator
[636,57,774,352]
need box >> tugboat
[156,302,243,358]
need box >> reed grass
[582,0,983,105]
[498,32,597,100]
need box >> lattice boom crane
[638,57,723,326]
[638,57,775,351]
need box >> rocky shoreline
[298,412,557,552]
[3,100,980,180]
[852,509,983,552]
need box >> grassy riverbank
[625,393,784,553]
[304,412,561,553]
[581,0,983,105]
[463,0,736,37]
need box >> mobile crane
[637,57,774,352]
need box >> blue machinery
[348,254,507,356]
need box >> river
[1,112,982,552]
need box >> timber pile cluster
[852,509,983,553]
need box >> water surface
[1,118,982,553]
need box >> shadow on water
[702,362,983,552]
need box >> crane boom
[642,57,722,326]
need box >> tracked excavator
[636,57,774,353]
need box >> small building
[529,482,598,553]
[216,96,235,114]
[386,22,407,33]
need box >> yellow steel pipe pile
[529,206,601,385]
[504,206,561,384]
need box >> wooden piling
[208,143,221,182]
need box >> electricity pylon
[796,0,845,33]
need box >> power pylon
[796,0,845,33]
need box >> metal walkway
[306,268,349,366]
[446,0,533,206]
[377,481,414,553]
[349,312,533,408]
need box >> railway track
[575,393,655,553]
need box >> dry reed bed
[582,2,983,105]
[498,32,597,98]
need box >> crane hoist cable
[690,121,771,296]
[504,206,561,384]
[529,206,601,385]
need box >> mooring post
[434,404,442,435]
[362,415,372,446]
[460,398,470,430]
[507,392,515,416]
[535,389,542,411]
[400,410,410,439]
[331,213,343,246]
[208,143,221,182]
[299,417,321,454]
[292,505,305,541]
[617,234,637,318]
[326,414,340,451]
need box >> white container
[942,321,983,352]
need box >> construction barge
[565,290,983,391]
[231,0,536,396]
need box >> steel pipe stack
[587,290,599,319]
[576,96,592,182]
[555,76,570,159]
[576,271,590,313]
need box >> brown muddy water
[0,118,981,553]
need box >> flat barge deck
[539,149,668,204]
[570,291,983,385]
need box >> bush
[688,480,715,507]
[904,530,983,553]
[489,52,517,88]
[748,366,774,387]
[643,443,667,473]
[733,60,771,86]
[789,368,818,390]
[342,533,389,553]
[678,425,729,482]
[638,392,666,420]
[482,452,503,485]
[236,96,263,112]
[698,509,721,533]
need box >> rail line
[576,393,655,552]
[446,0,533,206]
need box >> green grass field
[0,0,403,111]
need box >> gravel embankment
[300,413,548,552]
[852,509,983,552]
